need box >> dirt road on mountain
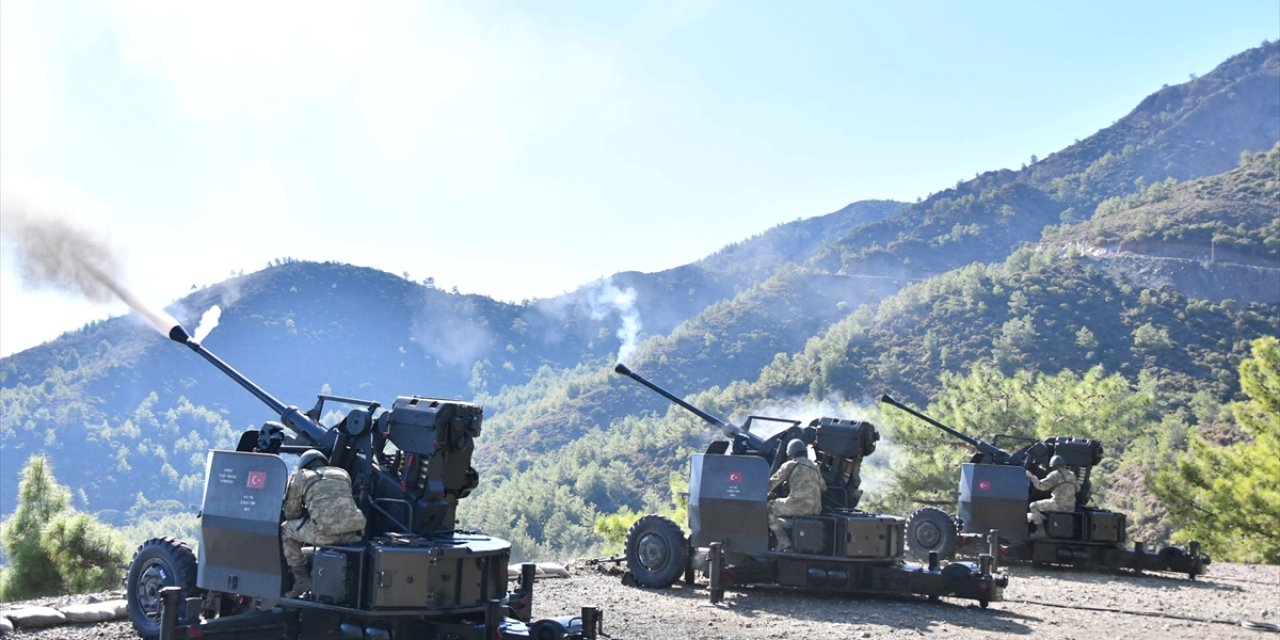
[4,562,1277,639]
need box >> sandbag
[507,562,571,580]
[60,599,128,623]
[4,606,65,628]
[535,562,570,578]
[0,615,14,634]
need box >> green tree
[1154,337,1280,563]
[42,512,128,594]
[879,362,1157,514]
[594,474,689,554]
[1,456,68,600]
[0,456,128,601]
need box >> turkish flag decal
[247,471,267,490]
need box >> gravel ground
[4,563,1276,639]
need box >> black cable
[1005,597,1279,633]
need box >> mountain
[809,41,1280,283]
[2,43,1277,562]
[1042,142,1280,304]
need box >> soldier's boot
[1026,515,1045,539]
[770,524,793,552]
[285,565,312,598]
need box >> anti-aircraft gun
[123,324,603,640]
[879,394,1209,579]
[613,364,1006,607]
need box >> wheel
[624,514,688,588]
[905,507,959,562]
[126,537,198,640]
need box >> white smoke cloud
[582,278,643,363]
[408,294,493,372]
[193,305,222,343]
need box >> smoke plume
[0,200,179,335]
[584,279,643,363]
[193,305,222,342]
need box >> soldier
[281,450,366,598]
[767,439,827,552]
[1025,455,1078,537]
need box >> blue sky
[1,0,1277,357]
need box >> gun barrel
[614,363,766,450]
[879,394,1008,461]
[169,325,328,444]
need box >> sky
[1,0,1277,357]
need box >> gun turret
[168,322,481,536]
[614,363,769,452]
[879,394,1016,465]
[169,324,330,446]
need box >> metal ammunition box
[812,418,876,458]
[1046,512,1079,539]
[1086,509,1126,543]
[792,518,828,554]
[311,547,361,606]
[843,514,903,558]
[783,514,901,558]
[368,535,508,611]
[1043,436,1103,466]
[388,397,483,455]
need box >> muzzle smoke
[193,305,222,343]
[0,200,178,335]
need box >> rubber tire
[624,514,688,588]
[905,507,960,562]
[126,537,199,640]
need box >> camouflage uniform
[767,457,826,551]
[1026,467,1078,532]
[281,465,366,569]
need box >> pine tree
[1155,337,1280,563]
[0,456,69,600]
[0,456,128,601]
[42,512,127,594]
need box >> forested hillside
[809,41,1280,281]
[1,42,1277,564]
[1046,143,1280,264]
[463,182,1280,557]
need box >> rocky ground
[3,562,1276,639]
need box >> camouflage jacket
[769,457,827,506]
[1028,467,1078,508]
[283,466,367,535]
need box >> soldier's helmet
[786,438,807,458]
[298,449,328,470]
[1048,454,1067,469]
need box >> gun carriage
[123,324,600,640]
[613,364,1007,607]
[879,394,1209,578]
